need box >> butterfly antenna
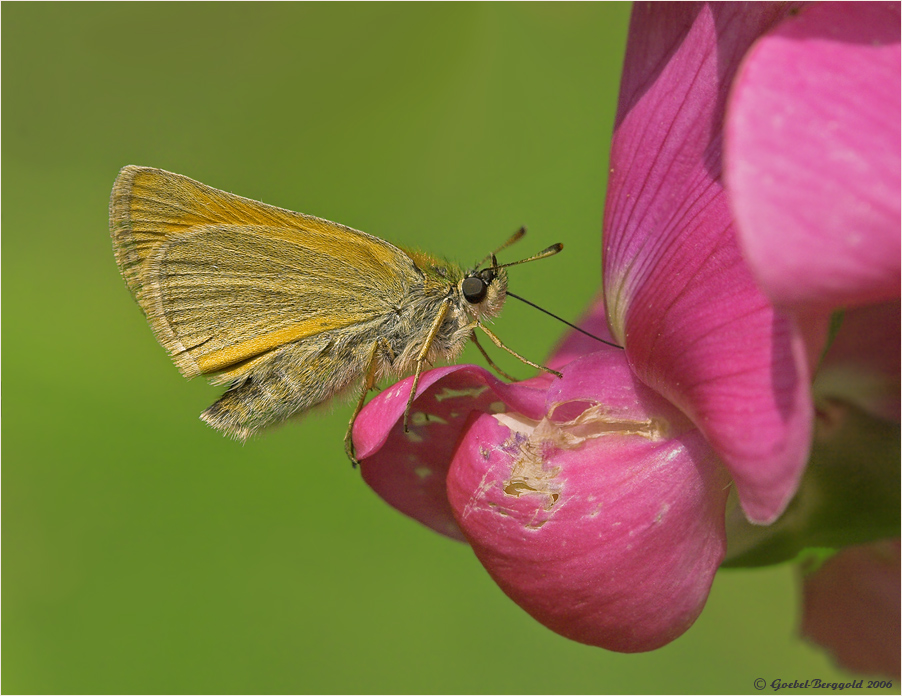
[506,291,625,349]
[478,236,623,348]
[475,227,527,269]
[488,243,564,270]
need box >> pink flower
[801,540,901,679]
[351,2,899,655]
[724,1,900,676]
[354,350,731,652]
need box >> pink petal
[446,350,730,652]
[727,2,901,311]
[801,540,901,678]
[354,365,548,541]
[604,3,815,523]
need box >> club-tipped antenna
[506,291,625,349]
[487,243,564,271]
[475,227,527,270]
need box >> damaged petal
[409,411,449,426]
[546,401,672,441]
[498,402,673,512]
[356,364,549,541]
[448,404,729,652]
[447,348,729,651]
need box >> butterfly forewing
[110,166,421,379]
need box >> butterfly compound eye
[461,276,488,304]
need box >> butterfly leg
[470,331,518,381]
[403,298,452,433]
[344,338,392,467]
[476,322,563,378]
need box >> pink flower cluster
[352,2,900,674]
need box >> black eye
[461,276,488,304]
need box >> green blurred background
[3,4,863,693]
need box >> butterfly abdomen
[200,335,363,441]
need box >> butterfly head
[460,266,508,320]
